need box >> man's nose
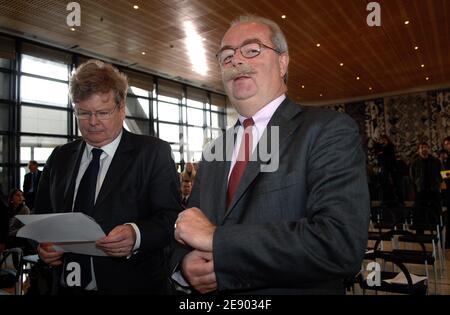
[231,50,245,66]
[88,113,99,125]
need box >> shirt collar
[237,94,286,127]
[84,130,123,159]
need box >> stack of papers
[16,213,107,256]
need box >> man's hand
[181,250,217,294]
[37,243,64,266]
[175,207,216,252]
[96,224,136,257]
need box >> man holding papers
[34,60,180,294]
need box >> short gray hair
[229,15,289,82]
[230,15,289,54]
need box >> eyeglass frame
[216,39,282,66]
[73,102,122,120]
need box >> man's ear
[279,53,289,79]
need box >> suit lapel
[94,130,135,211]
[63,141,85,212]
[211,128,235,222]
[221,98,302,223]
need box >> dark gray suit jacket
[35,129,181,294]
[173,97,370,294]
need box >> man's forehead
[222,23,270,45]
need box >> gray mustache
[222,64,256,82]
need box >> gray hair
[229,15,289,82]
[230,15,289,54]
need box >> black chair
[358,251,427,295]
[0,247,24,295]
[403,205,445,277]
[373,229,436,294]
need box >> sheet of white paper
[16,213,107,256]
[383,272,427,285]
[53,242,108,257]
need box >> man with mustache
[172,15,370,294]
[35,60,180,294]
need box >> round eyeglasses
[216,40,281,66]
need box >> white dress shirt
[228,94,286,180]
[71,131,141,290]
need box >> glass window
[21,106,68,135]
[158,123,180,143]
[0,104,8,131]
[187,108,204,126]
[20,146,31,163]
[158,95,179,104]
[171,144,180,163]
[187,99,204,109]
[124,118,149,135]
[0,165,8,197]
[126,97,150,119]
[128,86,150,98]
[153,102,158,119]
[158,102,180,123]
[187,126,204,152]
[20,136,67,164]
[21,76,69,107]
[211,112,221,128]
[0,135,8,163]
[21,54,68,81]
[0,73,10,100]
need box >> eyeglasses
[216,40,281,66]
[74,104,120,120]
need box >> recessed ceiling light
[281,15,286,19]
[339,62,344,67]
[301,85,305,89]
[70,27,76,31]
[414,46,419,50]
[319,93,323,97]
[404,20,410,25]
[421,64,425,68]
[133,5,139,10]
[426,77,430,80]
[356,76,360,80]
[141,51,146,55]
[369,87,373,90]
[316,43,321,47]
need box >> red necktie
[227,118,255,208]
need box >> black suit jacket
[172,98,370,294]
[35,129,181,294]
[23,170,42,194]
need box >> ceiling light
[70,27,76,32]
[319,93,323,97]
[133,5,139,10]
[369,87,373,90]
[281,15,286,19]
[404,20,410,25]
[183,21,208,76]
[356,76,360,80]
[141,51,146,55]
[339,62,344,67]
[301,85,305,89]
[414,46,419,50]
[316,43,321,47]
[426,77,430,80]
[421,64,425,68]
